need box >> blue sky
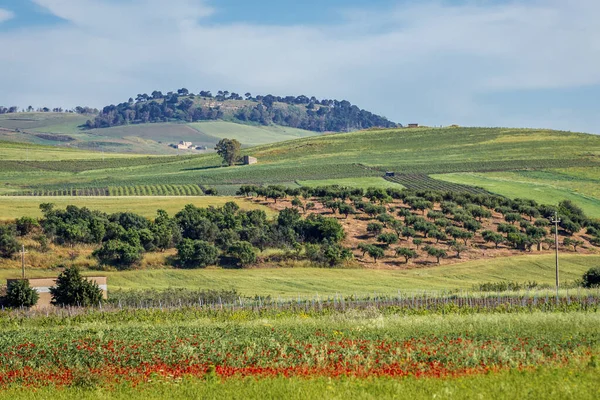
[0,0,599,133]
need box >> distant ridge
[87,89,399,132]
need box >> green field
[1,254,596,295]
[434,169,600,218]
[0,113,320,154]
[190,121,318,146]
[1,126,600,214]
[0,196,271,221]
[297,177,405,189]
[0,306,598,398]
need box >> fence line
[4,289,600,319]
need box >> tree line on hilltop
[86,88,399,132]
[0,106,98,115]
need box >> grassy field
[190,121,318,147]
[3,368,595,400]
[0,140,142,161]
[0,113,320,154]
[297,177,405,189]
[1,254,596,295]
[0,196,271,220]
[434,169,600,218]
[1,126,600,213]
[0,309,598,398]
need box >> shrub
[93,240,143,270]
[581,267,600,288]
[176,239,220,268]
[6,280,39,308]
[0,225,19,259]
[50,266,103,307]
[228,241,257,267]
[15,217,39,236]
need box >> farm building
[6,277,107,309]
[407,123,419,128]
[177,141,193,150]
[243,156,258,165]
[385,171,395,177]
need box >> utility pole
[20,245,28,279]
[550,211,561,299]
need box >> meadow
[434,168,600,218]
[0,308,597,399]
[0,112,319,154]
[1,254,597,296]
[0,196,270,221]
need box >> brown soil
[253,196,599,270]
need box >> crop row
[6,187,110,196]
[377,158,599,175]
[107,184,204,196]
[4,185,205,197]
[385,174,489,194]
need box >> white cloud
[0,0,599,132]
[0,8,15,23]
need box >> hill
[0,112,319,154]
[0,126,599,216]
[87,89,398,132]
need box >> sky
[0,0,599,133]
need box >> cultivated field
[1,127,599,216]
[0,112,319,154]
[0,304,598,398]
[0,196,271,221]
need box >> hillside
[87,90,398,132]
[0,112,319,154]
[0,126,599,216]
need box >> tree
[377,233,399,247]
[93,240,143,270]
[215,138,241,166]
[6,280,39,308]
[15,217,39,236]
[176,239,219,268]
[582,267,600,288]
[427,246,447,264]
[482,231,505,248]
[450,241,468,258]
[50,266,103,307]
[228,241,257,267]
[367,246,385,263]
[395,247,417,263]
[0,225,19,258]
[366,223,383,236]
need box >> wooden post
[20,245,27,279]
[550,212,561,300]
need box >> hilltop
[87,89,398,132]
[0,89,397,154]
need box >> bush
[228,241,258,267]
[6,280,39,308]
[176,239,220,268]
[0,225,19,258]
[50,266,103,307]
[15,217,39,236]
[93,240,143,270]
[582,267,600,288]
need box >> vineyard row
[4,184,205,197]
[385,174,490,195]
